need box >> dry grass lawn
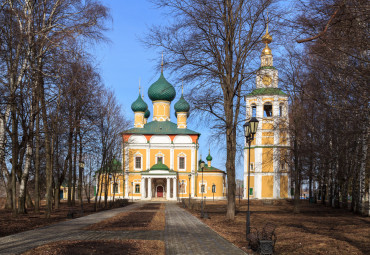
[87,203,165,231]
[21,240,165,255]
[185,199,370,255]
[0,198,129,238]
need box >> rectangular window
[279,106,283,117]
[250,163,254,171]
[179,157,185,170]
[135,184,140,193]
[249,188,253,195]
[212,185,216,193]
[201,185,205,193]
[135,157,141,169]
[113,183,118,194]
[157,157,163,164]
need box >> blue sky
[92,0,249,179]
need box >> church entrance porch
[138,175,178,201]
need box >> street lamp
[200,160,206,218]
[188,174,191,207]
[244,117,259,239]
[131,181,134,202]
[212,183,216,202]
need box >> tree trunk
[293,138,300,214]
[34,110,40,213]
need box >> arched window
[251,104,257,117]
[263,102,273,117]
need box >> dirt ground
[186,199,370,255]
[87,203,165,231]
[21,240,165,255]
[0,198,130,238]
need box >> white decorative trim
[155,151,165,164]
[199,180,207,194]
[133,152,143,171]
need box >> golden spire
[161,51,164,73]
[261,11,272,56]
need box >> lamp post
[200,160,205,218]
[188,174,191,207]
[131,182,134,202]
[212,183,215,202]
[244,117,259,238]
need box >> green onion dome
[206,153,213,161]
[144,109,150,118]
[148,72,176,102]
[131,94,148,112]
[174,95,190,113]
[150,158,169,170]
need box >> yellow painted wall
[177,113,187,126]
[153,101,170,120]
[178,176,191,198]
[174,149,191,171]
[247,148,255,166]
[134,113,144,126]
[129,149,147,171]
[262,132,274,145]
[280,175,288,198]
[262,98,274,102]
[262,148,273,172]
[262,176,274,198]
[196,174,225,198]
[150,149,170,168]
[262,123,274,130]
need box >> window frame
[134,153,143,171]
[135,184,140,193]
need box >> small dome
[148,72,176,102]
[261,44,272,56]
[131,94,148,112]
[206,153,213,161]
[144,109,150,118]
[174,95,190,113]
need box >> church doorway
[157,186,164,197]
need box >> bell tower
[244,18,290,200]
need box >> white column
[146,146,150,170]
[166,178,170,200]
[191,174,195,197]
[124,174,129,198]
[170,145,174,170]
[173,177,177,200]
[148,178,152,199]
[141,177,145,199]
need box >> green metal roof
[246,88,288,97]
[148,72,176,102]
[174,95,190,113]
[150,159,170,170]
[124,120,200,136]
[131,94,148,112]
[198,165,225,173]
[259,66,276,70]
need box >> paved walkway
[0,202,246,255]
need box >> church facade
[104,67,226,201]
[243,23,290,199]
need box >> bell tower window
[263,103,273,117]
[251,104,257,117]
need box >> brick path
[0,202,246,255]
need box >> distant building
[244,22,290,199]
